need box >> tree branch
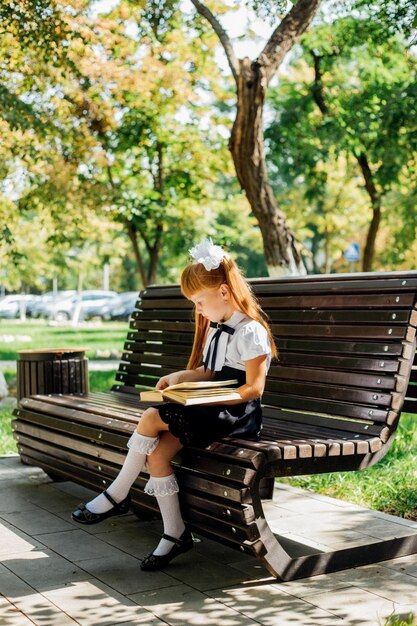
[136,220,152,253]
[310,50,328,115]
[355,152,380,209]
[189,0,239,84]
[260,0,321,84]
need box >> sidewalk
[0,455,416,626]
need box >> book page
[164,390,242,406]
[164,379,238,391]
[139,390,164,402]
[139,379,240,404]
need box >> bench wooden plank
[137,303,417,325]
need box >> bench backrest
[112,271,417,443]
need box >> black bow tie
[203,321,235,372]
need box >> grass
[282,412,417,521]
[383,614,417,626]
[0,404,16,455]
[0,318,127,360]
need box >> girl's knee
[136,407,159,431]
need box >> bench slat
[271,324,413,341]
[185,508,259,542]
[271,353,403,374]
[268,366,398,390]
[181,492,255,524]
[178,472,250,503]
[277,337,412,357]
[126,332,194,346]
[20,395,141,424]
[262,391,388,422]
[266,379,393,406]
[131,320,194,332]
[262,407,384,435]
[16,405,134,440]
[142,274,417,297]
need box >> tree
[353,0,417,40]
[265,15,417,271]
[82,0,235,286]
[187,0,322,275]
[0,0,234,288]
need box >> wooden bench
[12,271,417,581]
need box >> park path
[1,455,416,625]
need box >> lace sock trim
[127,431,159,455]
[144,474,179,497]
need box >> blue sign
[344,243,360,262]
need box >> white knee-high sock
[86,432,159,514]
[145,474,185,556]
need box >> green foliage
[0,0,69,57]
[243,0,290,25]
[353,0,417,39]
[1,0,249,289]
[383,612,416,626]
[0,404,16,455]
[265,11,417,271]
[89,370,118,392]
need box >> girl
[72,239,277,571]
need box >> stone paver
[1,455,417,626]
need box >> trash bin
[16,348,89,401]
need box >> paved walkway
[1,455,416,626]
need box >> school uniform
[158,311,271,447]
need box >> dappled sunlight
[257,483,417,580]
[1,456,417,625]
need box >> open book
[140,379,241,406]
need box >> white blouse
[202,311,272,372]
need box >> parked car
[30,291,77,318]
[0,295,41,318]
[42,290,118,322]
[81,291,126,321]
[100,291,139,321]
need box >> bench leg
[251,470,417,581]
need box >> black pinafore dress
[157,317,268,448]
[158,365,262,447]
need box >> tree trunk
[125,220,147,288]
[310,52,382,272]
[356,153,381,272]
[190,0,321,276]
[120,141,166,287]
[229,58,305,276]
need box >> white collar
[216,310,247,328]
[203,311,249,372]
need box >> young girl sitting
[72,238,277,571]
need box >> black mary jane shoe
[140,529,194,571]
[71,490,131,525]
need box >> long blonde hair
[181,254,277,369]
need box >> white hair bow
[189,238,226,271]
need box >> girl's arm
[203,355,268,405]
[155,365,212,390]
[225,354,268,404]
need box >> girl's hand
[155,373,182,390]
